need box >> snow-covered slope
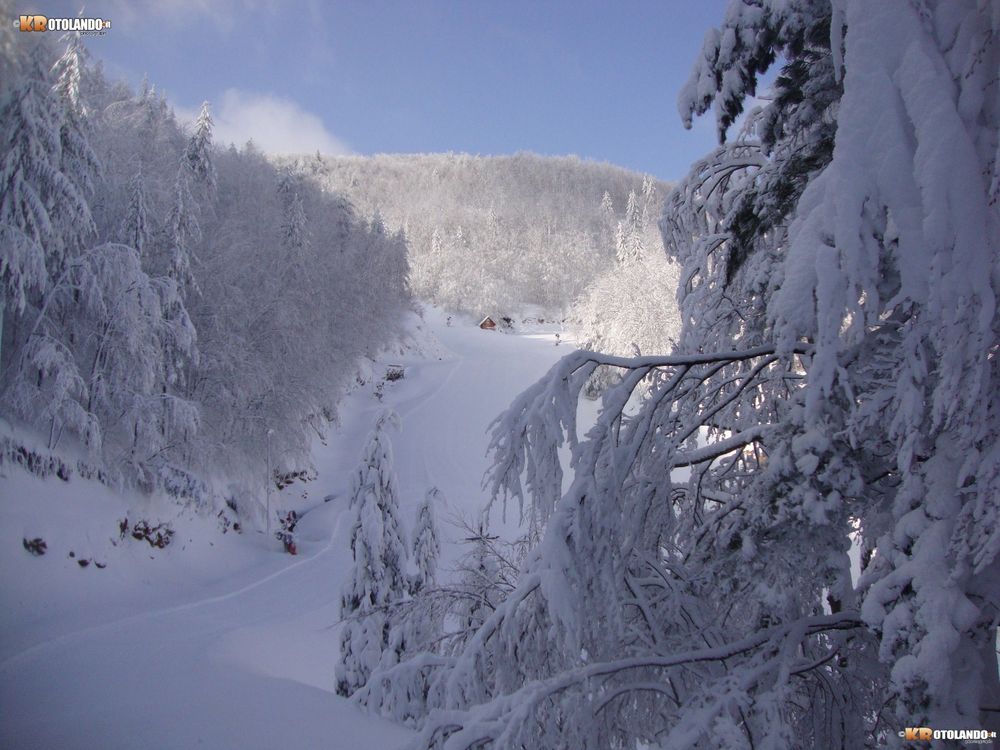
[0,307,571,750]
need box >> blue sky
[47,0,732,181]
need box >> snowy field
[0,308,572,750]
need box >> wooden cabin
[479,316,497,330]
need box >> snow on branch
[485,343,811,527]
[410,613,863,750]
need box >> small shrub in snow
[22,537,47,556]
[120,518,175,549]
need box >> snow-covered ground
[0,307,572,750]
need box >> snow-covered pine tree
[639,174,658,233]
[336,411,409,697]
[384,486,444,666]
[0,44,59,327]
[456,521,502,637]
[599,190,615,225]
[278,171,309,257]
[184,101,216,197]
[354,512,528,728]
[164,164,200,298]
[393,1,1000,748]
[615,189,644,266]
[50,30,99,203]
[412,487,442,594]
[120,169,149,256]
[358,485,446,720]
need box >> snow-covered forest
[1,30,410,517]
[3,0,999,748]
[285,152,670,317]
[289,152,683,376]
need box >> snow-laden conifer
[120,169,149,256]
[336,411,409,697]
[164,165,200,297]
[277,169,308,256]
[0,44,92,312]
[184,101,216,196]
[412,487,442,594]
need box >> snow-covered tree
[0,46,60,322]
[640,174,659,236]
[71,243,198,474]
[357,485,446,719]
[377,1,1000,748]
[615,189,644,266]
[336,411,409,697]
[163,165,200,297]
[51,31,99,199]
[277,169,308,257]
[412,487,442,594]
[456,522,503,636]
[0,43,93,314]
[572,249,681,395]
[599,190,615,223]
[120,169,149,256]
[184,101,216,196]
[353,514,526,728]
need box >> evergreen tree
[599,190,614,222]
[336,411,409,697]
[51,30,99,201]
[411,487,441,594]
[615,189,644,266]
[0,46,62,319]
[164,165,200,297]
[184,101,216,196]
[277,169,308,257]
[120,169,149,256]
[639,174,658,238]
[458,522,500,635]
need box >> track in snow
[0,308,570,750]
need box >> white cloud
[178,89,353,156]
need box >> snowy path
[0,309,570,750]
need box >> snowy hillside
[284,152,669,316]
[0,308,572,750]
